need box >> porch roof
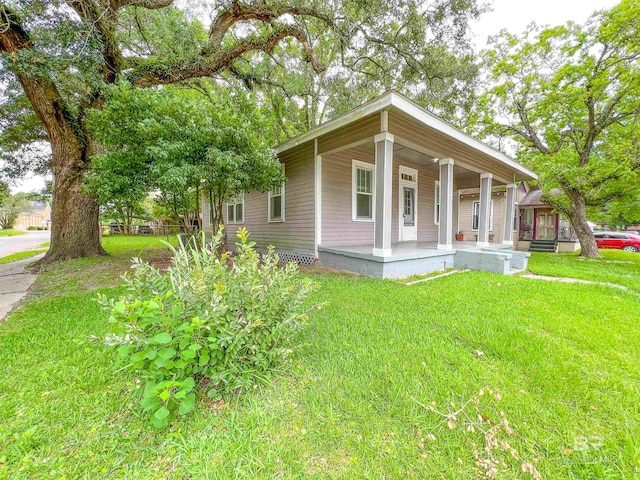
[275,91,537,182]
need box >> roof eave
[274,91,538,181]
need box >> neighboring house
[14,201,51,230]
[202,91,538,278]
[516,189,580,253]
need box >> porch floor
[318,241,511,262]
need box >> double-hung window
[513,202,519,231]
[472,200,494,230]
[268,165,285,222]
[226,196,244,224]
[352,160,374,221]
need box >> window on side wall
[513,202,519,231]
[226,196,244,224]
[268,165,285,222]
[434,181,440,225]
[352,160,374,221]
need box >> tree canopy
[477,0,640,257]
[0,0,487,263]
[87,84,283,234]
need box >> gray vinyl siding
[206,142,315,254]
[321,147,375,246]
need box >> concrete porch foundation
[318,242,530,279]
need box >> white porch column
[503,183,517,246]
[477,173,493,247]
[373,132,394,256]
[437,158,454,250]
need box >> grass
[1,247,639,478]
[399,268,457,284]
[528,249,640,291]
[0,249,47,265]
[0,229,27,237]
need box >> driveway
[0,230,50,257]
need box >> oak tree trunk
[35,138,107,265]
[565,191,601,258]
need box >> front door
[536,210,556,240]
[399,166,418,241]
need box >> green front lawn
[101,234,179,254]
[0,229,27,236]
[0,250,638,478]
[528,249,640,291]
[0,249,47,265]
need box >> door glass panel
[403,187,415,226]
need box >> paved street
[0,230,50,257]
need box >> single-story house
[14,201,51,230]
[202,91,538,278]
[516,189,580,253]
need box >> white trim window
[268,164,285,222]
[226,196,244,224]
[513,202,519,231]
[352,160,375,221]
[434,181,440,225]
[472,200,494,231]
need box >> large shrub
[98,229,316,427]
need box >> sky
[472,0,619,51]
[9,0,621,193]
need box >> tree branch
[208,1,334,48]
[112,0,173,10]
[128,26,325,87]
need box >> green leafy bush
[98,228,316,427]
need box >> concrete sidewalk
[0,253,44,321]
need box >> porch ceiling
[355,141,503,187]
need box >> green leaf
[113,301,126,315]
[158,390,170,401]
[181,377,195,391]
[141,395,161,411]
[145,348,158,360]
[117,345,130,357]
[150,332,172,344]
[158,347,177,359]
[154,406,170,420]
[130,351,146,363]
[154,356,170,368]
[182,349,196,360]
[151,414,169,428]
[178,394,195,415]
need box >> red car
[594,231,640,252]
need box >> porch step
[529,240,557,253]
